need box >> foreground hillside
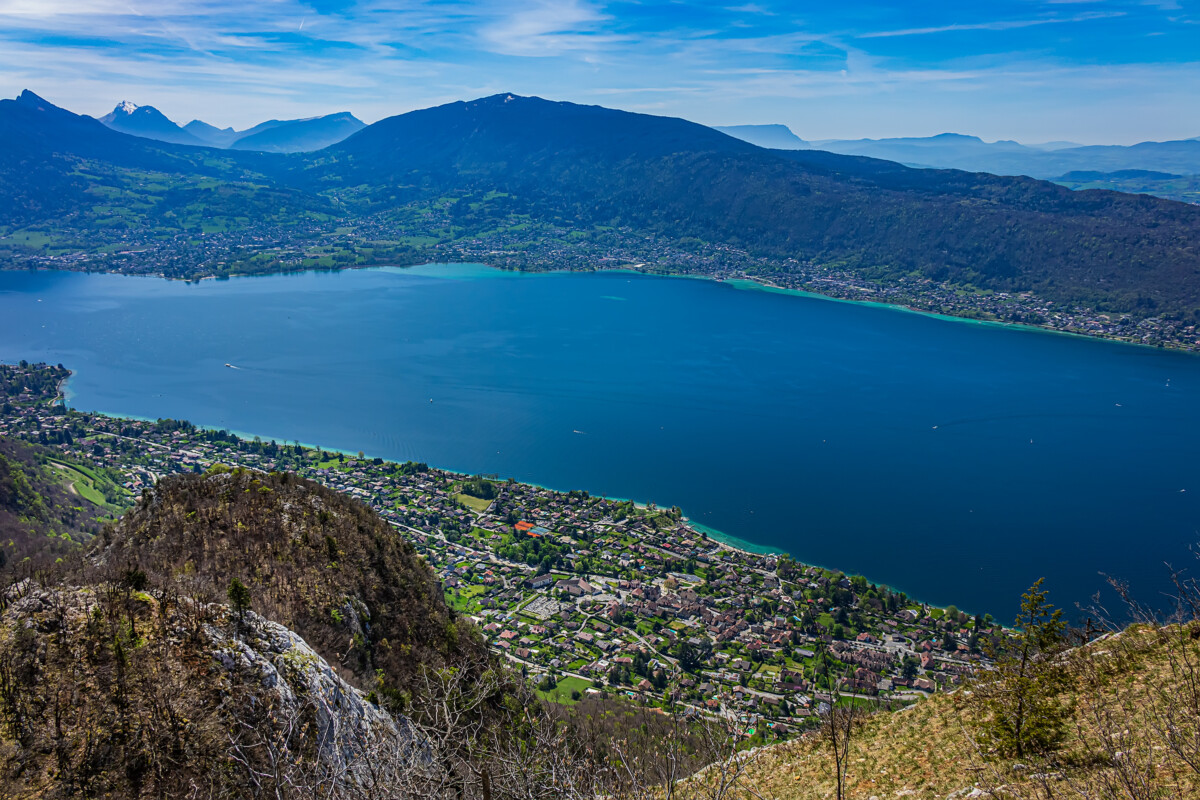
[93,467,488,701]
[739,621,1200,799]
[0,467,486,796]
[3,91,1200,333]
[0,466,748,799]
[0,582,406,797]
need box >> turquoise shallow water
[2,264,1198,619]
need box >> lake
[2,264,1197,619]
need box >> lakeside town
[2,361,1002,740]
[4,196,1197,352]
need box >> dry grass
[741,695,972,799]
[734,623,1200,800]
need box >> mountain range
[3,90,1200,322]
[100,100,205,146]
[713,124,809,150]
[99,100,365,153]
[717,124,1200,184]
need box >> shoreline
[707,273,1196,357]
[42,361,972,617]
[10,262,1188,616]
[14,260,1198,354]
[448,262,1198,356]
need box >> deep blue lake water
[2,265,1197,619]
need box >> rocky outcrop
[91,468,488,701]
[205,609,409,773]
[0,581,413,798]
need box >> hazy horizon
[3,1,1198,146]
[12,88,1195,149]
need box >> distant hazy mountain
[0,91,324,227]
[809,132,1033,167]
[102,102,364,152]
[1039,140,1200,179]
[182,119,240,148]
[1058,169,1181,181]
[230,112,366,153]
[712,125,1200,181]
[809,133,1200,179]
[225,118,288,141]
[713,124,808,149]
[1028,141,1084,152]
[99,101,203,146]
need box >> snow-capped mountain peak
[114,100,138,115]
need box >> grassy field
[50,463,107,506]
[444,584,487,614]
[536,675,592,705]
[454,492,493,513]
[2,230,57,248]
[46,457,128,515]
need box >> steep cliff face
[91,468,488,706]
[0,581,410,798]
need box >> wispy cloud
[0,0,1194,141]
[477,0,621,57]
[858,11,1126,38]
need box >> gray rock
[204,611,409,776]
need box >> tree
[966,578,1069,759]
[816,654,868,800]
[675,641,702,674]
[462,476,497,500]
[227,578,251,624]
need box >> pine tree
[967,578,1070,758]
[227,578,251,624]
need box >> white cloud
[858,11,1125,38]
[477,0,622,57]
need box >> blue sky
[1,0,1197,143]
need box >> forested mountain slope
[4,91,1200,320]
[0,435,107,567]
[94,468,488,700]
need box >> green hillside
[0,437,112,568]
[3,91,1200,327]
